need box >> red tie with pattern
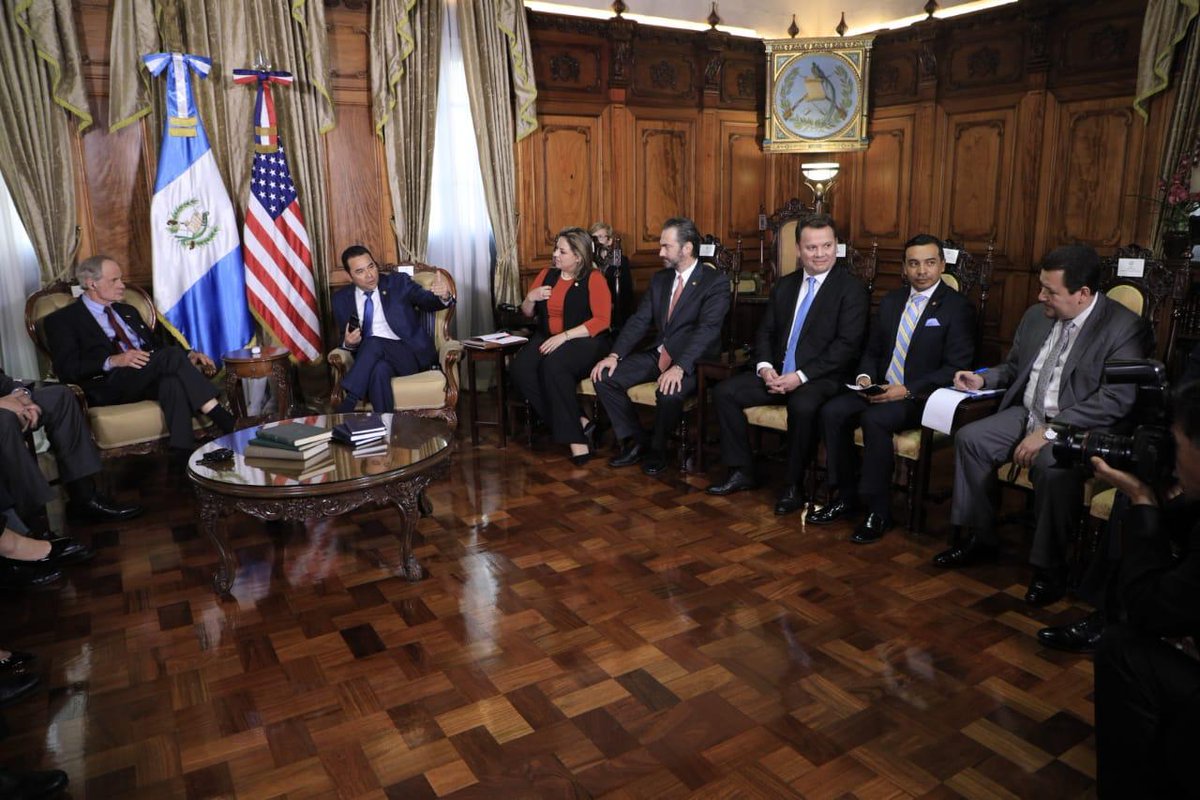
[105,306,137,353]
[658,274,686,372]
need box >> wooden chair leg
[905,459,918,532]
[677,415,692,473]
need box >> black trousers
[87,347,218,450]
[0,384,101,518]
[511,334,609,445]
[713,371,840,485]
[341,337,427,413]
[594,350,696,452]
[819,391,922,517]
[1094,623,1200,798]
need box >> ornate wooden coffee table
[187,413,452,594]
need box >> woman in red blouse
[511,227,613,465]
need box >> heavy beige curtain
[457,0,539,306]
[107,0,335,302]
[0,0,91,281]
[372,0,442,261]
[1134,0,1199,119]
[1144,12,1199,252]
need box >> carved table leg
[196,488,236,594]
[391,478,431,581]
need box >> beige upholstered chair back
[390,263,457,351]
[1107,283,1146,317]
[26,281,159,373]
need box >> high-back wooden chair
[327,262,463,429]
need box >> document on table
[921,387,1004,434]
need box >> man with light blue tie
[332,245,454,412]
[708,214,869,515]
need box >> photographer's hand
[1090,456,1158,506]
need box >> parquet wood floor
[0,431,1099,799]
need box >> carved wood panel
[1043,98,1144,250]
[527,115,604,261]
[936,109,1015,251]
[718,118,768,241]
[853,113,913,247]
[533,43,604,96]
[634,115,696,254]
[323,103,391,270]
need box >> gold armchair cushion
[998,461,1100,504]
[744,405,788,431]
[87,401,170,449]
[1090,487,1117,521]
[328,347,450,411]
[852,427,947,461]
[627,381,698,410]
[578,378,596,397]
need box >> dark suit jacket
[756,266,869,383]
[1119,504,1200,641]
[858,282,976,398]
[332,271,450,369]
[44,299,179,388]
[611,263,730,375]
[982,293,1151,429]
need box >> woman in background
[590,222,634,330]
[512,227,612,465]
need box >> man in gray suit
[933,245,1150,606]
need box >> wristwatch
[1042,427,1059,442]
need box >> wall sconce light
[801,162,840,214]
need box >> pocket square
[924,318,941,327]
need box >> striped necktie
[1028,320,1075,431]
[885,294,927,385]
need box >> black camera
[1051,359,1174,486]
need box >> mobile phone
[861,384,886,396]
[347,315,360,333]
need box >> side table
[222,346,293,425]
[464,340,525,447]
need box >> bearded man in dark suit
[590,217,731,475]
[707,214,869,515]
[810,233,976,541]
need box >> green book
[256,421,331,448]
[246,436,326,454]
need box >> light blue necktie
[362,290,375,339]
[782,276,817,375]
[885,294,927,385]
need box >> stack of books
[333,415,389,457]
[245,421,333,463]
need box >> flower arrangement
[1158,134,1200,233]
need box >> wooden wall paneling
[718,115,768,246]
[322,104,391,286]
[631,110,696,256]
[852,110,914,250]
[531,31,608,101]
[934,106,1017,254]
[1034,96,1144,256]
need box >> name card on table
[1117,258,1145,278]
[943,248,960,264]
[699,243,716,257]
[836,243,846,258]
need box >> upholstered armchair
[327,263,463,429]
[25,280,218,458]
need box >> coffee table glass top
[188,413,451,494]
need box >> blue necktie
[362,291,375,339]
[782,277,817,375]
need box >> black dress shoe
[641,450,668,475]
[0,649,36,672]
[570,451,592,467]
[1037,611,1104,653]
[707,468,758,496]
[0,766,69,799]
[0,559,63,590]
[808,498,858,525]
[608,441,644,468]
[850,513,893,544]
[932,533,998,568]
[66,495,143,524]
[1025,570,1068,607]
[0,672,40,709]
[774,485,807,516]
[45,537,95,565]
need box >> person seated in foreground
[706,213,869,516]
[0,367,140,526]
[589,217,730,476]
[511,227,612,465]
[810,233,976,541]
[933,245,1151,608]
[1091,379,1200,799]
[42,255,234,457]
[332,245,454,413]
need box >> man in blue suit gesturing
[332,245,454,412]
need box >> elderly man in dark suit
[43,255,234,455]
[707,214,869,515]
[590,217,731,475]
[332,245,454,413]
[811,233,976,541]
[935,245,1151,606]
[0,367,140,528]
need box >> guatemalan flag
[145,52,252,362]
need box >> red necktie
[105,305,136,353]
[659,275,686,372]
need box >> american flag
[235,69,322,362]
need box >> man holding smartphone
[332,245,454,412]
[810,234,976,541]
